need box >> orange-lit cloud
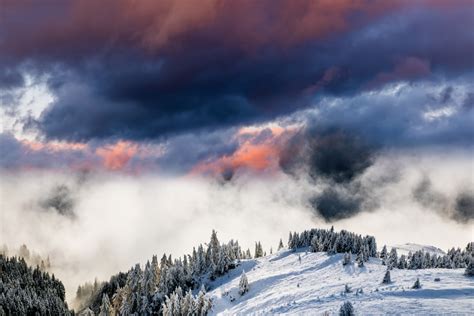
[12,127,303,175]
[16,138,145,172]
[96,141,138,171]
[21,139,87,152]
[191,124,299,176]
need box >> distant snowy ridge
[390,243,446,256]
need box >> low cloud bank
[0,149,472,302]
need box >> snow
[390,243,446,257]
[208,249,474,315]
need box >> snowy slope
[390,243,446,257]
[208,249,474,315]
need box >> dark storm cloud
[454,191,474,222]
[40,184,76,218]
[280,128,375,183]
[412,177,474,223]
[278,77,474,221]
[306,130,374,183]
[1,0,473,141]
[412,177,449,212]
[278,126,378,221]
[309,187,364,222]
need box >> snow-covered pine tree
[196,285,211,315]
[344,284,352,293]
[412,278,421,289]
[388,248,398,270]
[239,271,250,296]
[142,260,155,297]
[98,294,112,316]
[380,245,387,264]
[172,288,182,316]
[210,229,220,265]
[382,270,391,284]
[339,301,355,316]
[310,236,319,252]
[278,238,284,251]
[398,255,407,269]
[465,256,474,276]
[356,251,364,268]
[161,295,172,316]
[215,246,230,276]
[181,290,194,315]
[328,243,337,255]
[254,242,263,258]
[422,252,431,269]
[288,232,294,250]
[246,248,252,259]
[342,252,352,266]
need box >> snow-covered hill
[390,243,446,257]
[208,249,474,315]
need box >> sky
[0,0,473,302]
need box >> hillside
[208,249,474,315]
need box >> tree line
[288,227,378,262]
[78,230,248,315]
[0,255,71,315]
[378,243,473,270]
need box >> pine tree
[388,248,398,269]
[142,260,155,296]
[98,294,112,316]
[344,284,352,293]
[328,243,337,255]
[310,236,319,252]
[245,248,252,259]
[339,301,355,316]
[215,246,228,275]
[342,252,352,266]
[465,256,474,277]
[412,278,421,289]
[288,232,294,250]
[196,285,210,315]
[382,270,391,284]
[162,295,172,316]
[380,245,387,263]
[398,255,407,269]
[181,290,194,316]
[239,271,250,295]
[356,251,364,268]
[254,242,263,258]
[210,229,220,265]
[172,289,181,316]
[278,238,284,251]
